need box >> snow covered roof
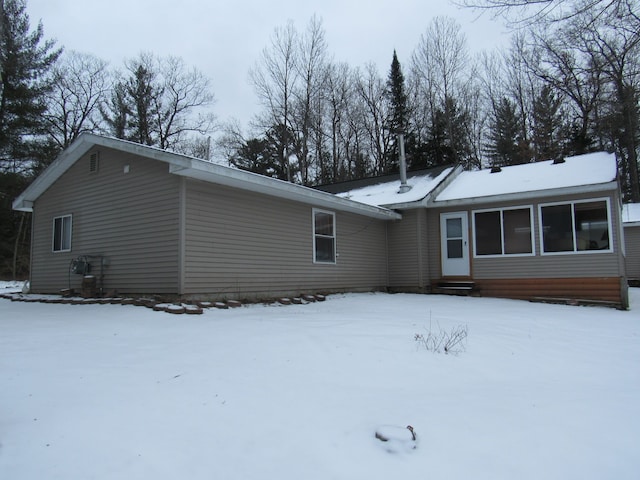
[622,203,640,226]
[12,134,401,221]
[434,152,618,205]
[332,166,454,207]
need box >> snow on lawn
[1,287,639,480]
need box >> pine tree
[0,0,60,280]
[0,0,61,172]
[386,50,408,135]
[230,137,287,180]
[424,106,450,166]
[125,62,160,146]
[532,85,562,161]
[424,96,470,167]
[487,97,524,167]
[101,82,130,140]
[385,50,409,172]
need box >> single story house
[322,151,628,308]
[622,203,640,285]
[13,134,628,308]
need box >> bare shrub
[414,320,468,355]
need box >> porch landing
[431,280,480,297]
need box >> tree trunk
[12,211,26,279]
[621,84,639,202]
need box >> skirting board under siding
[472,277,625,306]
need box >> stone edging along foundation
[0,292,327,315]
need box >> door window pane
[447,239,463,259]
[446,218,462,238]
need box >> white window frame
[312,208,336,264]
[472,205,535,258]
[52,214,72,253]
[538,197,613,255]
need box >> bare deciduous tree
[250,21,299,181]
[101,52,216,154]
[354,63,392,175]
[573,2,640,199]
[154,56,216,151]
[455,0,632,25]
[292,15,328,185]
[44,51,111,149]
[411,17,474,167]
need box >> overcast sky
[26,0,510,130]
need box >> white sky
[26,0,510,129]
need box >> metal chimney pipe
[398,133,411,193]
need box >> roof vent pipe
[398,133,412,193]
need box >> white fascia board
[169,159,402,221]
[378,165,464,210]
[91,135,400,220]
[12,135,96,211]
[430,181,619,208]
[12,133,401,220]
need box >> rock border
[0,292,329,315]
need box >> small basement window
[313,209,336,263]
[53,215,72,252]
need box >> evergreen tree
[0,0,61,172]
[384,50,409,171]
[424,106,450,166]
[424,96,470,166]
[487,97,525,167]
[532,85,563,161]
[125,62,160,146]
[236,123,299,181]
[101,81,130,140]
[0,0,60,280]
[0,171,30,278]
[230,137,287,180]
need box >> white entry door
[440,212,470,277]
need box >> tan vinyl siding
[30,147,180,294]
[426,208,444,280]
[182,179,388,299]
[624,226,640,280]
[387,209,430,290]
[428,190,624,282]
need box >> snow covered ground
[1,282,639,479]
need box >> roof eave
[11,135,98,212]
[12,133,401,221]
[169,161,402,220]
[431,181,619,208]
[377,165,463,210]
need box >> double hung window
[313,209,336,263]
[53,215,72,252]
